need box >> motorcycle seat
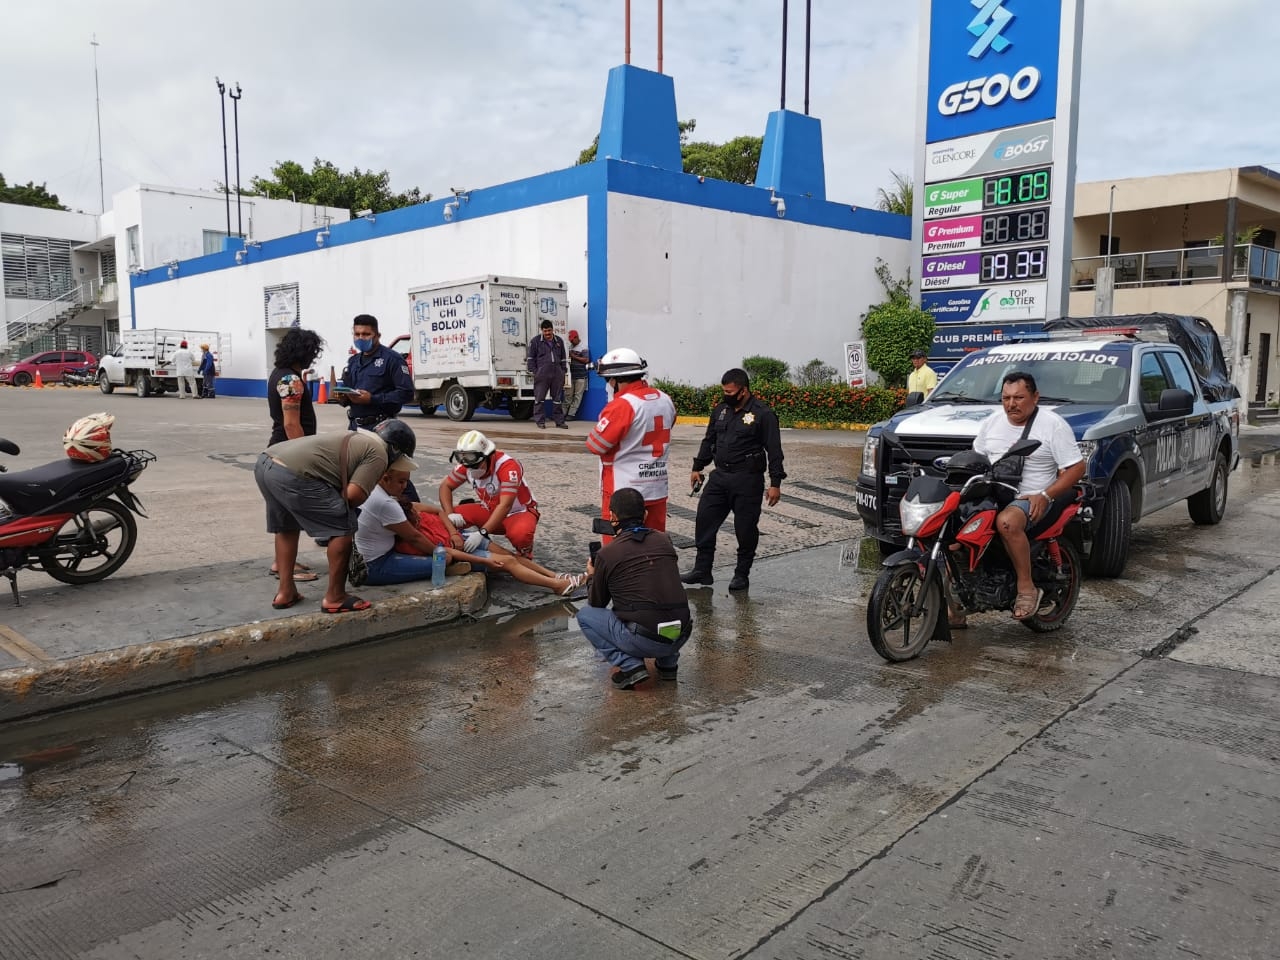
[0,454,132,515]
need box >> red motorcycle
[0,437,154,605]
[866,430,1088,662]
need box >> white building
[1,186,348,363]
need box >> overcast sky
[2,0,1277,215]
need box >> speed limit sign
[844,340,867,388]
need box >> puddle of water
[0,762,20,783]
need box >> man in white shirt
[973,371,1085,620]
[171,340,197,399]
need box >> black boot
[680,569,713,586]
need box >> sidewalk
[0,390,863,722]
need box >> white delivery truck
[408,276,570,421]
[96,329,223,397]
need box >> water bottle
[432,543,447,588]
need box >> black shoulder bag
[339,434,368,587]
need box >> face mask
[723,390,743,407]
[353,338,374,353]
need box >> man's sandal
[1012,588,1044,620]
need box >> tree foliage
[793,358,838,387]
[0,174,67,210]
[861,259,935,387]
[577,120,762,185]
[246,159,429,213]
[875,170,913,216]
[742,354,790,383]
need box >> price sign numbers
[980,245,1049,283]
[982,167,1052,210]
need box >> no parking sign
[844,340,867,388]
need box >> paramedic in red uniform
[438,430,541,558]
[585,347,677,533]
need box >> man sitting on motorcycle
[969,371,1085,622]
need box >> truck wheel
[509,400,534,421]
[1187,452,1228,525]
[136,374,151,398]
[444,384,476,421]
[1086,480,1132,578]
[98,371,114,394]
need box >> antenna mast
[91,35,104,213]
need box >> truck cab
[856,315,1241,578]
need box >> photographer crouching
[578,487,692,690]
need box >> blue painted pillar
[596,65,682,172]
[754,110,827,200]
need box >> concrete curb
[0,575,488,723]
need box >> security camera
[775,197,786,218]
[443,203,455,222]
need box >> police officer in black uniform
[681,368,785,591]
[339,314,415,431]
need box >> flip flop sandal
[321,596,372,614]
[1012,588,1045,620]
[269,568,320,582]
[271,593,305,610]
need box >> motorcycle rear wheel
[38,500,138,585]
[867,563,942,662]
[1023,539,1082,633]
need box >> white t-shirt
[974,407,1082,496]
[354,484,406,562]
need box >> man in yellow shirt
[907,349,938,398]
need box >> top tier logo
[967,0,1013,59]
[926,0,1062,143]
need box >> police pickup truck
[855,314,1241,577]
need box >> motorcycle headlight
[861,435,879,479]
[899,493,947,536]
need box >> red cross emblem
[641,416,671,457]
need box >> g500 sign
[926,0,1062,142]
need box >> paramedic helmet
[451,429,496,468]
[372,418,417,461]
[596,347,647,382]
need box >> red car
[0,350,99,387]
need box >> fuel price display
[981,207,1049,246]
[980,245,1049,283]
[982,166,1052,210]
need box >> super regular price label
[923,178,983,219]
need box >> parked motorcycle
[866,430,1089,662]
[0,437,155,605]
[61,364,97,387]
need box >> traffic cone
[327,366,338,403]
[33,370,43,389]
[317,379,328,404]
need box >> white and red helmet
[596,347,648,380]
[63,412,116,462]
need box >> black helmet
[944,450,990,485]
[373,418,417,460]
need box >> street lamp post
[229,82,243,239]
[216,78,230,238]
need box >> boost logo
[938,66,1040,117]
[993,134,1050,160]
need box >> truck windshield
[931,350,1131,406]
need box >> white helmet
[64,412,115,463]
[451,429,496,467]
[597,347,648,380]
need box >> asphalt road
[2,389,1279,959]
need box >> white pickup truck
[97,329,222,397]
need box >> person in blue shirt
[339,314,415,431]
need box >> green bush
[793,358,838,387]
[655,378,906,426]
[742,355,790,383]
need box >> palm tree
[875,170,913,216]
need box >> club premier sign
[914,0,1084,333]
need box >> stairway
[2,280,102,364]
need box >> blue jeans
[365,550,436,585]
[576,605,687,673]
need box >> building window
[126,226,140,269]
[1,233,75,300]
[1098,235,1120,257]
[100,249,117,284]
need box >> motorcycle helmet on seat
[944,450,990,486]
[450,429,496,468]
[63,412,116,463]
[596,347,648,381]
[372,418,417,461]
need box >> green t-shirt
[267,432,387,495]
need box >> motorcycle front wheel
[867,563,943,662]
[38,499,138,584]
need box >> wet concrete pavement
[2,390,1280,958]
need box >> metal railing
[4,278,107,344]
[1071,243,1280,291]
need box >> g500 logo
[938,66,1040,117]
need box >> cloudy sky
[2,0,1277,215]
